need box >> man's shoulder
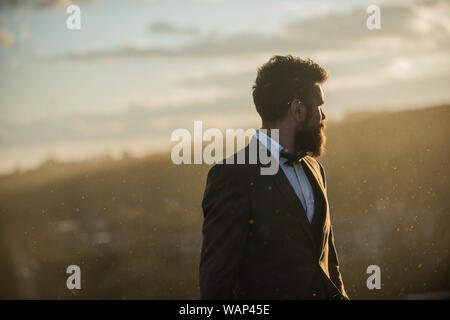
[304,156,327,188]
[206,145,258,180]
[304,155,324,171]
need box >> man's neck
[260,125,297,153]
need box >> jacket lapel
[254,137,324,252]
[269,161,318,251]
[301,158,329,254]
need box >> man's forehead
[312,83,324,105]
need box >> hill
[0,104,448,299]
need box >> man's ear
[290,99,305,123]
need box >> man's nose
[320,108,326,121]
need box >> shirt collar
[255,129,287,164]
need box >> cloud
[43,1,450,117]
[53,45,172,61]
[280,1,332,17]
[75,120,125,136]
[148,22,199,35]
[19,25,30,41]
[192,0,226,3]
[119,85,233,110]
[0,0,222,11]
[50,2,449,62]
[0,89,252,149]
[5,58,21,70]
[0,28,15,48]
[0,0,98,10]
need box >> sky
[0,0,449,173]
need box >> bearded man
[199,55,349,300]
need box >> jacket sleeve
[328,225,349,299]
[199,164,251,299]
[317,160,349,299]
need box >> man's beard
[295,116,326,158]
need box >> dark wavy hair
[252,55,328,122]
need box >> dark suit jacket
[199,142,348,300]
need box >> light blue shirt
[255,129,315,223]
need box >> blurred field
[0,104,448,299]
